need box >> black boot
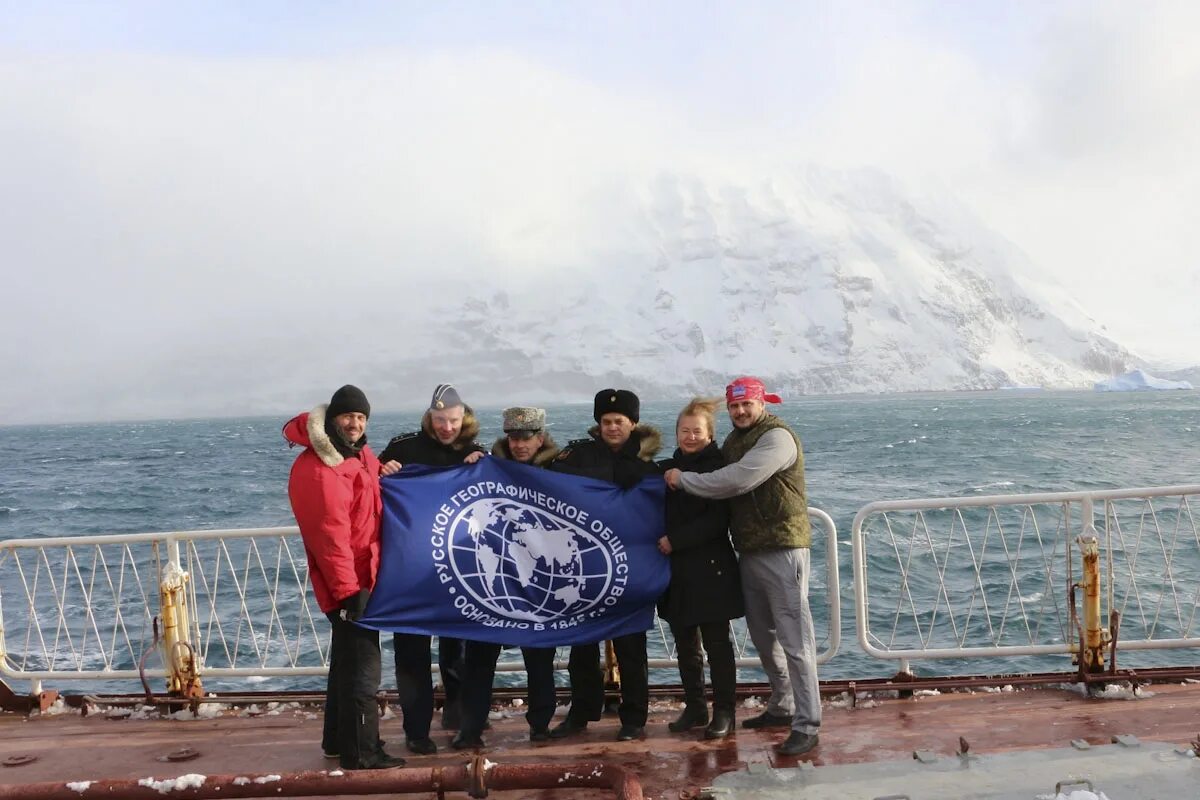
[777,731,819,756]
[668,703,710,733]
[549,717,589,739]
[451,730,485,750]
[704,707,734,739]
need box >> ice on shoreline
[1094,369,1193,392]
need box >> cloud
[2,1,1198,422]
[769,1,1200,361]
[0,51,681,371]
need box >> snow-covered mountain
[395,166,1135,403]
[20,165,1143,424]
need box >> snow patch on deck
[137,774,206,794]
[1053,682,1155,700]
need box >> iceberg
[1093,369,1194,392]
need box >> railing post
[0,591,7,678]
[1074,497,1109,674]
[159,539,203,701]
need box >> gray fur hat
[502,406,546,439]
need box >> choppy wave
[971,480,1016,492]
[2,390,1199,691]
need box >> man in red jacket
[284,385,404,770]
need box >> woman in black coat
[658,398,744,739]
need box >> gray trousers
[740,547,821,734]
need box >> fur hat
[503,406,546,439]
[430,383,464,411]
[327,385,370,419]
[593,388,640,423]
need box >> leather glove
[339,588,371,622]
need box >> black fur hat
[593,389,639,423]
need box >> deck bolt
[158,746,200,762]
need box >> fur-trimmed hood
[282,404,344,468]
[420,405,481,450]
[490,433,560,467]
[586,423,662,462]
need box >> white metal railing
[1101,489,1200,653]
[852,484,1200,663]
[7,479,1195,689]
[653,506,839,669]
[0,508,839,688]
[0,528,328,683]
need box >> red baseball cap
[725,376,782,404]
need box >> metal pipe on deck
[0,758,644,800]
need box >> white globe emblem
[447,497,614,623]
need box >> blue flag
[358,457,668,647]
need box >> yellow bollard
[1075,535,1109,673]
[603,640,621,689]
[159,562,203,700]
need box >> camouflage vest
[720,414,811,551]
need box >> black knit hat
[593,388,639,423]
[328,385,371,419]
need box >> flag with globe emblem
[358,458,669,647]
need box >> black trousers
[322,613,382,769]
[670,620,737,712]
[565,632,648,728]
[458,641,557,737]
[393,633,464,740]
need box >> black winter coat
[548,425,662,488]
[657,443,744,627]
[378,409,486,467]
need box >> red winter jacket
[284,405,382,613]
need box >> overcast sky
[2,1,1198,422]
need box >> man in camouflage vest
[664,376,820,756]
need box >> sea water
[1,390,1197,692]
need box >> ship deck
[1,680,1198,798]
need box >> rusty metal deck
[1,682,1198,798]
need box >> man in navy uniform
[379,384,485,755]
[548,389,661,741]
